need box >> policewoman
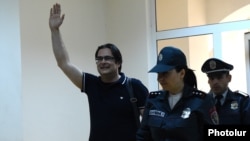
[136,46,218,141]
[201,58,250,125]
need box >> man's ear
[228,74,232,82]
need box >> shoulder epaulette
[192,89,207,98]
[234,90,249,97]
[148,91,163,98]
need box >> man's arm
[49,3,82,89]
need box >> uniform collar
[212,89,228,99]
[163,85,192,100]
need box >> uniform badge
[149,110,165,117]
[230,101,238,110]
[158,53,163,61]
[209,60,216,70]
[209,106,219,125]
[149,91,164,98]
[181,108,191,119]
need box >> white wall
[19,0,150,141]
[0,0,22,141]
[105,0,149,82]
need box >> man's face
[95,48,120,76]
[207,72,231,95]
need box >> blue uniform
[211,89,250,125]
[136,85,218,141]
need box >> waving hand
[49,3,65,31]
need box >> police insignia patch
[209,106,219,125]
[158,53,163,61]
[192,89,206,98]
[209,60,216,70]
[148,91,163,98]
[230,101,238,110]
[181,108,191,119]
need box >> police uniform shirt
[211,89,250,125]
[212,90,227,105]
[136,85,218,141]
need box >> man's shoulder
[233,90,249,98]
[126,77,145,86]
[125,76,149,94]
[126,76,139,81]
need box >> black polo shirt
[82,72,148,141]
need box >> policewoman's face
[95,48,120,76]
[157,68,185,94]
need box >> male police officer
[201,58,250,125]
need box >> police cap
[149,46,187,73]
[201,58,233,74]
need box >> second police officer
[201,58,250,125]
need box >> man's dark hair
[95,43,123,72]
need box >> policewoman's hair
[95,43,123,73]
[176,65,197,89]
